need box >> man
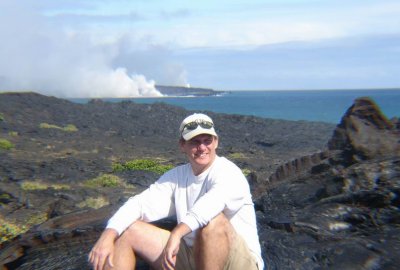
[89,113,264,270]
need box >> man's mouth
[195,152,208,158]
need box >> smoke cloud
[0,2,186,98]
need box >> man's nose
[197,142,207,150]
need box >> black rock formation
[256,97,400,269]
[2,94,398,269]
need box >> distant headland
[155,85,225,97]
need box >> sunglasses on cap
[182,120,214,131]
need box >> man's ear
[179,138,186,152]
[214,136,219,149]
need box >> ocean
[71,89,400,124]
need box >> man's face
[180,134,218,175]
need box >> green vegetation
[112,159,174,175]
[242,168,252,177]
[8,131,18,136]
[26,212,48,227]
[20,180,70,191]
[0,217,27,244]
[228,152,247,159]
[0,193,11,204]
[39,123,78,132]
[83,174,124,188]
[0,113,4,121]
[63,124,79,132]
[77,196,109,209]
[0,138,14,150]
[0,212,47,244]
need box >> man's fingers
[107,252,114,268]
[162,249,175,270]
[98,255,108,270]
[90,250,107,270]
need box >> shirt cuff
[181,214,201,232]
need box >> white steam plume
[0,2,164,98]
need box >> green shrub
[242,168,252,177]
[112,159,174,175]
[0,217,27,244]
[63,124,78,132]
[8,131,18,136]
[26,212,48,226]
[0,212,50,244]
[39,123,78,132]
[40,123,61,129]
[0,193,11,204]
[228,152,247,159]
[20,180,70,191]
[21,181,48,191]
[83,174,124,188]
[77,196,109,209]
[0,138,14,150]
[0,113,4,121]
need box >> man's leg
[193,213,236,270]
[106,221,170,270]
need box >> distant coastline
[155,85,225,97]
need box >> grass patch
[39,123,78,132]
[83,174,124,188]
[0,212,47,244]
[63,124,78,132]
[228,152,247,159]
[8,131,18,136]
[0,138,14,150]
[0,193,12,203]
[20,180,70,191]
[242,168,252,177]
[77,196,109,209]
[112,159,174,175]
[26,212,48,227]
[0,217,27,244]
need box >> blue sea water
[71,89,400,124]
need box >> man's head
[179,113,218,175]
[179,113,217,141]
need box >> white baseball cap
[179,113,218,141]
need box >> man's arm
[163,223,192,270]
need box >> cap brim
[182,128,217,141]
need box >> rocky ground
[0,92,399,269]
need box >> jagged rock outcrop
[328,97,400,162]
[256,97,400,269]
[267,151,331,183]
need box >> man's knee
[196,213,233,241]
[119,220,147,241]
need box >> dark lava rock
[2,93,398,269]
[255,97,400,269]
[328,97,400,164]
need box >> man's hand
[163,232,180,269]
[88,229,118,270]
[162,223,191,270]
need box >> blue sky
[0,0,399,97]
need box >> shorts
[161,233,259,270]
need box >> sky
[0,0,399,97]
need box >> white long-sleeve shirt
[106,156,264,269]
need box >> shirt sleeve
[181,163,250,232]
[106,170,177,235]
